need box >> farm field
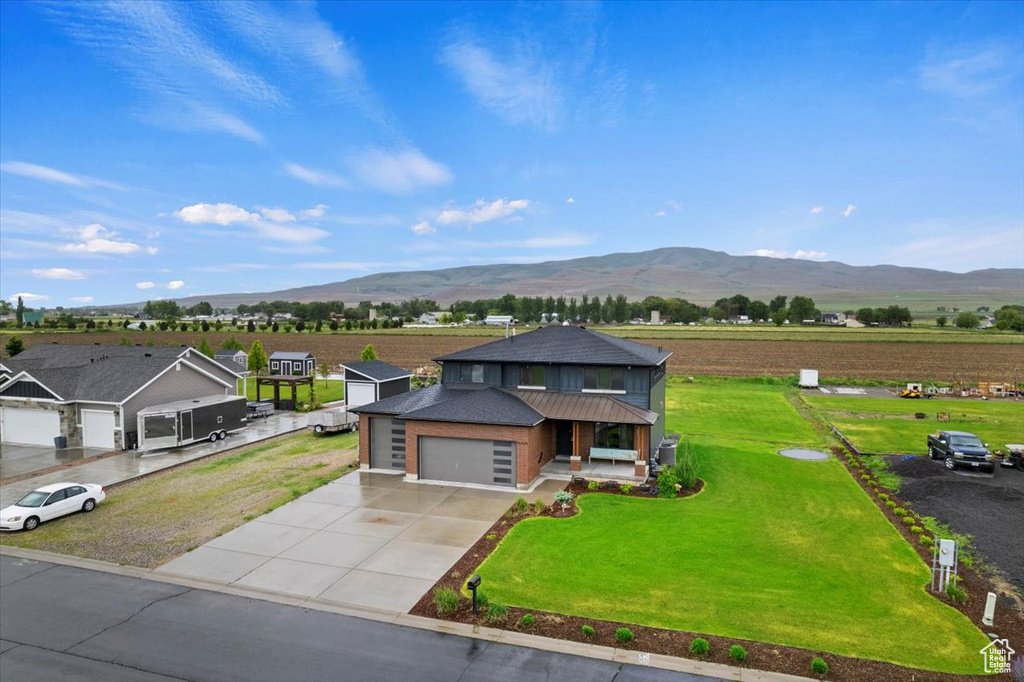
[475,381,990,673]
[4,329,1022,383]
[803,394,1024,455]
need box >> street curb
[0,545,816,682]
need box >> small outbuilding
[340,360,412,408]
[268,351,316,376]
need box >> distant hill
[119,247,1024,309]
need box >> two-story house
[351,325,671,489]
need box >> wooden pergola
[255,375,313,411]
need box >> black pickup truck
[927,430,995,473]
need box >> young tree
[771,308,787,326]
[248,340,268,375]
[788,296,816,323]
[317,361,332,387]
[361,344,379,361]
[197,335,214,358]
[15,295,25,327]
[329,319,339,331]
[221,336,244,351]
[955,311,979,329]
[295,319,306,332]
[247,319,256,333]
[314,320,323,333]
[4,335,24,357]
[935,315,948,328]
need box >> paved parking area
[157,471,564,613]
[0,411,307,506]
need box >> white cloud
[167,280,185,290]
[520,235,591,248]
[440,41,561,131]
[885,225,1023,271]
[146,246,159,255]
[259,207,296,223]
[0,161,122,190]
[136,281,155,289]
[32,267,85,280]
[284,163,349,189]
[411,221,436,236]
[749,249,829,261]
[566,197,575,204]
[655,210,667,217]
[810,206,823,214]
[843,204,858,218]
[349,148,452,194]
[437,198,530,226]
[175,203,260,225]
[664,200,683,211]
[58,223,141,255]
[920,47,1014,100]
[8,292,51,303]
[69,296,94,303]
[301,204,328,219]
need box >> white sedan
[0,483,106,531]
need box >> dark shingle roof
[212,358,248,376]
[434,325,671,367]
[350,384,466,416]
[341,360,411,382]
[401,387,544,427]
[2,344,235,403]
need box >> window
[584,367,625,391]
[594,423,635,450]
[518,365,545,387]
[44,489,67,506]
[458,364,485,383]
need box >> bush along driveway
[415,381,1000,680]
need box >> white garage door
[346,382,377,408]
[82,410,116,450]
[0,407,61,446]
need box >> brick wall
[357,413,373,467]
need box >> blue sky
[1,1,1022,308]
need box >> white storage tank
[799,369,819,388]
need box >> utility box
[799,369,819,388]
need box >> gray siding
[620,368,651,410]
[378,377,411,400]
[649,369,667,456]
[442,362,501,386]
[123,364,229,444]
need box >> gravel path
[887,455,1024,590]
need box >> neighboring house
[21,311,44,325]
[483,315,514,326]
[417,313,439,325]
[340,360,413,408]
[0,344,242,450]
[268,351,316,376]
[352,325,671,489]
[818,312,847,325]
[214,350,248,369]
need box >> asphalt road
[0,555,724,682]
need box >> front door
[556,421,574,456]
[180,411,193,442]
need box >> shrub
[868,480,878,488]
[729,645,747,662]
[901,515,915,525]
[894,507,907,515]
[485,533,497,541]
[878,493,889,501]
[671,442,701,489]
[588,480,600,491]
[615,627,634,644]
[885,500,897,509]
[920,535,935,547]
[946,579,968,604]
[811,657,829,676]
[657,469,679,498]
[690,638,710,657]
[433,587,460,615]
[553,490,574,511]
[533,499,545,513]
[521,613,536,627]
[620,483,633,495]
[474,591,489,608]
[911,525,923,534]
[581,624,595,638]
[485,603,508,623]
[513,497,529,513]
[860,474,870,481]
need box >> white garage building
[0,344,242,451]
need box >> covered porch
[540,456,646,482]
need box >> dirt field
[9,330,1023,382]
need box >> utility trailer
[137,395,247,451]
[307,406,358,434]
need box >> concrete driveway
[157,471,564,613]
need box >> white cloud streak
[69,296,94,303]
[176,203,260,225]
[259,207,296,223]
[136,281,155,289]
[32,267,85,280]
[349,148,452,194]
[810,206,823,214]
[411,221,436,235]
[174,202,329,244]
[7,292,50,303]
[0,161,122,190]
[749,249,830,261]
[284,163,349,189]
[166,280,185,290]
[437,198,530,226]
[301,204,328,219]
[58,224,141,255]
[843,204,858,218]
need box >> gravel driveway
[886,455,1024,590]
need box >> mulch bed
[411,469,1021,681]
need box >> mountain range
[130,248,1023,309]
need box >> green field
[475,380,990,673]
[803,395,1024,454]
[240,378,345,406]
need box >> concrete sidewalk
[0,411,308,506]
[0,546,815,682]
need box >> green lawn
[803,395,1024,454]
[239,378,345,406]
[476,380,990,673]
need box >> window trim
[517,364,546,389]
[593,422,636,450]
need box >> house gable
[0,373,63,401]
